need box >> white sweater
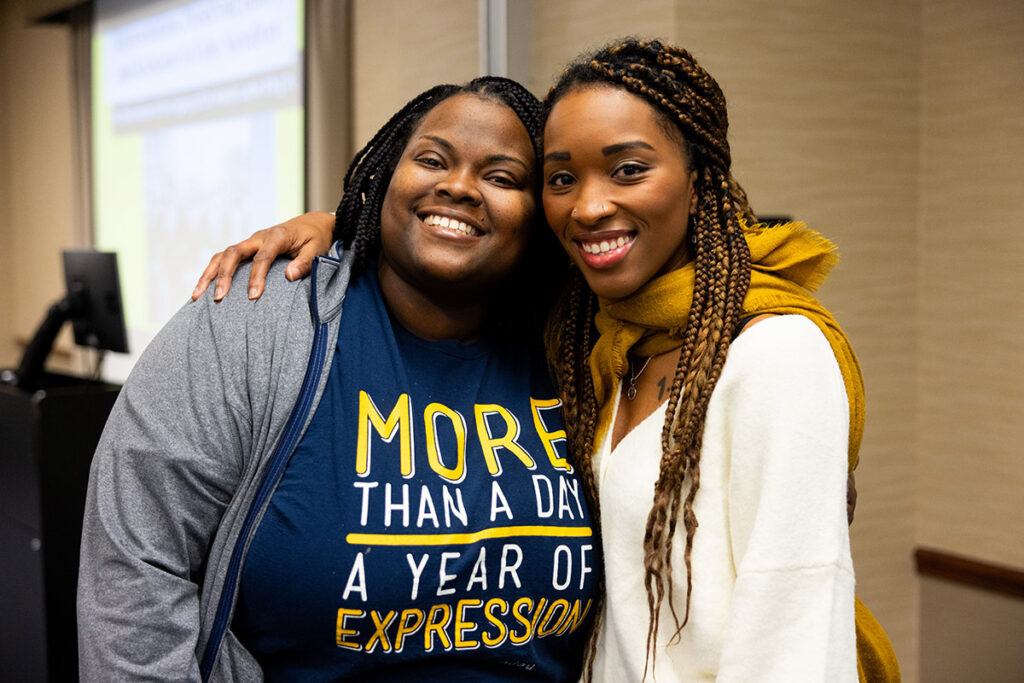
[590,315,857,682]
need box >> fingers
[246,225,296,299]
[190,212,333,302]
[284,244,319,282]
[191,235,262,302]
[211,240,256,301]
[192,255,223,301]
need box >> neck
[377,262,488,342]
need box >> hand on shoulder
[191,211,336,302]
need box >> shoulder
[730,314,838,377]
[716,315,846,410]
[188,259,314,332]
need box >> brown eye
[416,155,444,169]
[488,174,518,188]
[546,172,575,187]
[613,162,648,178]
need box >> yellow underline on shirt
[346,525,593,546]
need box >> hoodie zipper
[199,261,332,681]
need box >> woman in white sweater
[194,39,899,682]
[538,40,860,681]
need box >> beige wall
[351,0,479,149]
[0,0,79,371]
[527,0,674,94]
[3,0,1024,680]
[918,0,1024,568]
[919,576,1024,682]
[0,3,12,367]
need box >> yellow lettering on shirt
[357,391,413,477]
[530,397,571,472]
[508,597,534,644]
[557,598,593,635]
[454,598,482,648]
[474,404,535,475]
[393,608,425,652]
[365,609,397,653]
[481,597,509,647]
[536,599,569,637]
[423,402,467,482]
[423,603,452,651]
[335,608,365,650]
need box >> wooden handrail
[915,547,1024,600]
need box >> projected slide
[93,0,304,380]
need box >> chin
[578,272,643,301]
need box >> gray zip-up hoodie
[78,246,354,681]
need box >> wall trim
[915,547,1024,600]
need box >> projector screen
[92,0,305,381]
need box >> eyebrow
[421,135,530,171]
[601,140,655,155]
[422,134,455,152]
[543,140,655,164]
[543,151,570,163]
[485,153,531,171]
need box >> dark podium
[0,373,120,682]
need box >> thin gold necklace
[626,356,652,401]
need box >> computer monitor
[62,250,129,354]
[3,250,128,390]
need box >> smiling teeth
[424,214,481,236]
[581,235,632,254]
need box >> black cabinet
[0,374,120,682]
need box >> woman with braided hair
[540,40,874,681]
[195,39,898,682]
[79,77,599,681]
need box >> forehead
[544,85,684,152]
[409,94,534,161]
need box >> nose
[435,167,482,205]
[570,180,614,225]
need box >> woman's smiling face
[542,85,698,300]
[378,93,536,301]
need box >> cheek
[378,185,401,237]
[506,192,535,228]
[541,194,569,233]
[644,185,690,232]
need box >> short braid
[543,39,754,679]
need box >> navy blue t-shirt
[234,267,599,681]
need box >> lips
[574,231,636,269]
[420,212,483,237]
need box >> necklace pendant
[625,355,651,401]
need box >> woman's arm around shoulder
[191,211,335,302]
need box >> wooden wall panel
[0,0,79,371]
[351,0,479,149]
[918,0,1024,569]
[527,0,675,95]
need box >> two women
[85,37,899,681]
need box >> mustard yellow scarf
[590,221,864,471]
